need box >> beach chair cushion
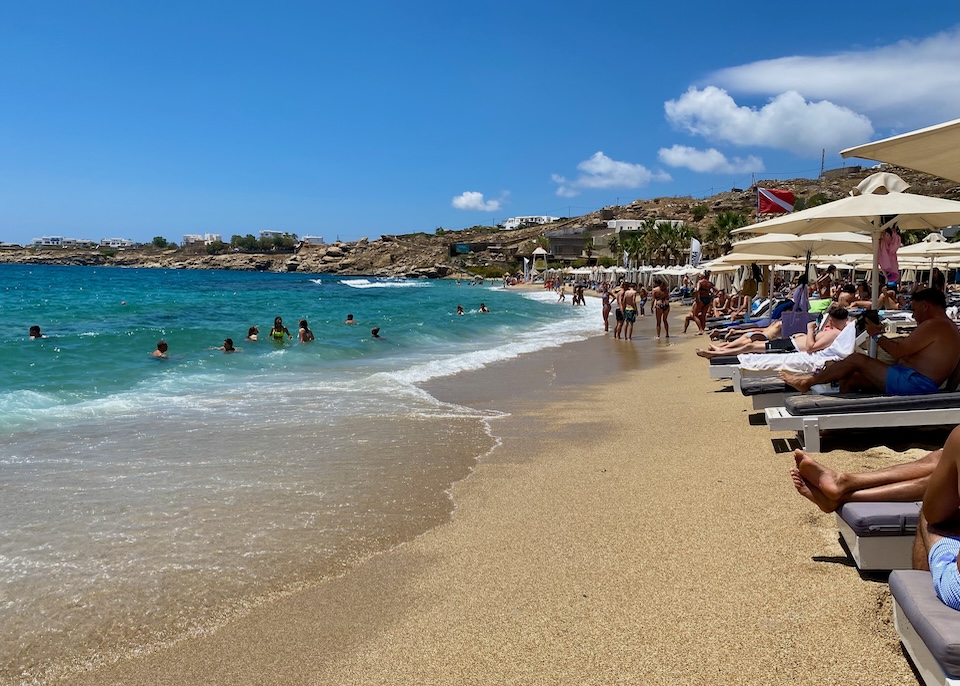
[738,322,859,373]
[784,391,960,416]
[709,356,741,366]
[836,501,920,537]
[890,570,960,677]
[738,375,788,396]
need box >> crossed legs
[789,448,939,513]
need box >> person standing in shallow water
[269,317,291,342]
[298,319,314,343]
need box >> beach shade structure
[731,232,872,260]
[841,117,960,183]
[732,172,960,310]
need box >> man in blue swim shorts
[780,288,960,395]
[915,426,960,611]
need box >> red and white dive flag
[757,188,795,214]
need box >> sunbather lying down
[696,305,848,360]
[792,423,960,613]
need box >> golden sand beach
[63,305,935,685]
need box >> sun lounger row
[765,392,960,453]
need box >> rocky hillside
[3,164,957,277]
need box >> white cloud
[451,191,502,212]
[664,87,873,156]
[552,152,670,197]
[657,145,763,174]
[706,27,960,129]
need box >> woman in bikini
[269,316,292,342]
[652,279,670,339]
[600,284,614,332]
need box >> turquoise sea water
[0,264,598,684]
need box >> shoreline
[57,308,922,684]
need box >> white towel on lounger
[737,323,859,372]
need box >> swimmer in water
[152,340,169,358]
[344,314,358,325]
[479,303,489,313]
[246,326,259,341]
[29,325,45,339]
[371,327,381,339]
[214,338,239,353]
[298,319,315,343]
[456,304,465,315]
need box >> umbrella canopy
[731,232,872,259]
[840,118,960,183]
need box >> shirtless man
[696,305,848,359]
[620,282,639,340]
[914,424,960,610]
[780,288,960,395]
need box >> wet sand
[62,307,926,685]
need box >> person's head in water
[371,327,381,338]
[274,317,283,328]
[222,338,235,351]
[247,326,259,340]
[456,304,464,315]
[344,314,357,324]
[29,325,43,339]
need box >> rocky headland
[3,165,956,277]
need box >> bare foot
[794,449,844,500]
[779,370,815,393]
[696,348,713,359]
[790,468,839,513]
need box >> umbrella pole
[870,232,880,358]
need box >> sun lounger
[708,355,743,379]
[889,570,960,685]
[835,501,920,571]
[765,391,960,452]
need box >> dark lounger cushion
[784,391,960,416]
[739,375,788,396]
[890,570,960,677]
[709,356,741,366]
[836,501,920,537]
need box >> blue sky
[1,1,958,246]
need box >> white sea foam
[340,278,425,289]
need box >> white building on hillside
[182,234,204,245]
[502,215,560,231]
[31,236,95,247]
[100,238,135,248]
[301,235,325,245]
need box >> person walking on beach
[269,317,292,342]
[601,285,614,333]
[638,285,648,317]
[298,319,315,343]
[652,279,670,339]
[620,282,639,340]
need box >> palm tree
[583,236,595,259]
[706,211,748,258]
[620,233,642,268]
[607,234,620,255]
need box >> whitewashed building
[301,235,325,245]
[100,238,135,248]
[501,216,560,231]
[31,236,95,247]
[182,234,204,245]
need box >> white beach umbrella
[841,118,960,183]
[731,232,872,260]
